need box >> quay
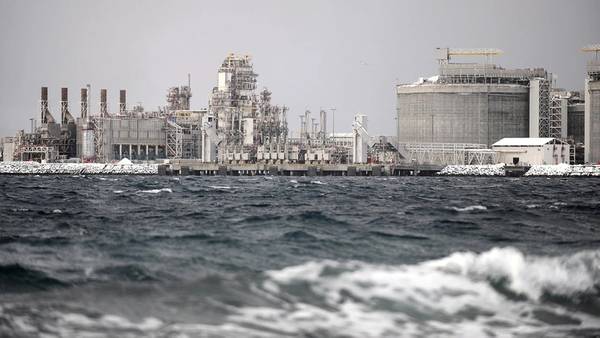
[164,160,444,176]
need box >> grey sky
[1,0,599,137]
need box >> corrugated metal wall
[397,85,529,146]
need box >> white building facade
[492,138,570,166]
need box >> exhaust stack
[100,89,108,117]
[80,88,88,119]
[41,87,49,123]
[319,109,327,140]
[60,87,72,125]
[119,89,126,115]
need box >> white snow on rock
[0,162,158,175]
[117,158,133,165]
[438,164,505,176]
[525,164,600,176]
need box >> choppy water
[1,175,599,337]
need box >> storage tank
[81,128,95,161]
[396,50,549,147]
[396,82,530,146]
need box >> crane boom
[448,48,504,56]
[582,44,600,52]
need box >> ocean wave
[230,247,600,337]
[0,263,67,292]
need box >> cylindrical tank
[81,128,95,160]
[396,83,529,146]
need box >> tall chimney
[299,115,306,141]
[41,87,48,124]
[60,87,69,125]
[119,89,126,115]
[100,89,107,117]
[320,109,327,140]
[80,88,88,119]
[304,110,311,139]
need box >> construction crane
[436,48,504,64]
[582,44,600,60]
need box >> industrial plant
[0,53,373,169]
[1,46,600,175]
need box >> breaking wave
[1,248,599,337]
[232,247,600,337]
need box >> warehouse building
[492,138,570,166]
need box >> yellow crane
[582,44,600,60]
[437,48,504,64]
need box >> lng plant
[1,46,600,171]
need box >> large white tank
[81,128,95,161]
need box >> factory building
[209,54,290,163]
[492,138,570,166]
[396,48,551,148]
[2,53,371,166]
[584,45,600,164]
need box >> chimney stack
[41,87,49,124]
[119,89,126,115]
[319,109,327,140]
[80,88,88,119]
[100,89,107,117]
[60,87,69,125]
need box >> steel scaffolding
[399,142,491,165]
[166,120,183,159]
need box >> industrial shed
[492,138,570,166]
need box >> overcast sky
[1,0,599,137]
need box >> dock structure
[166,160,444,177]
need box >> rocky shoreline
[0,162,158,175]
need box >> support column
[119,144,123,159]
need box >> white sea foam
[113,190,124,194]
[58,312,163,331]
[290,179,298,184]
[310,180,326,185]
[450,205,487,212]
[232,247,600,337]
[52,209,62,214]
[139,188,172,194]
[209,185,232,190]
